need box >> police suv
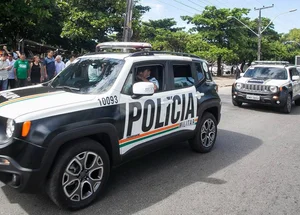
[232,61,300,113]
[0,43,221,210]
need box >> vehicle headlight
[6,119,15,138]
[269,86,278,93]
[235,83,242,90]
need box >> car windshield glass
[244,67,287,80]
[50,57,125,94]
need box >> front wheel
[280,94,292,114]
[295,98,300,106]
[46,138,110,210]
[189,112,217,153]
[232,99,242,107]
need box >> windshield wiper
[55,86,80,92]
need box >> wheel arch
[197,99,221,125]
[38,123,122,186]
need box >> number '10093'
[98,96,118,106]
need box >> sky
[140,0,299,34]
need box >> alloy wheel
[62,152,104,202]
[200,119,216,148]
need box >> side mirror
[132,82,154,97]
[240,73,245,77]
[292,75,300,81]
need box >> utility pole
[123,0,134,42]
[254,4,274,61]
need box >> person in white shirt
[0,53,9,90]
[65,54,76,68]
[6,53,16,89]
[55,55,65,75]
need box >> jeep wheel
[280,94,292,114]
[232,99,242,107]
[46,138,110,210]
[295,98,300,106]
[189,112,217,153]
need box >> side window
[173,64,194,89]
[121,64,164,95]
[202,62,212,81]
[289,68,299,80]
[195,62,204,83]
[292,68,299,77]
[121,71,133,95]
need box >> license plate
[246,95,260,101]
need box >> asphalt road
[1,87,300,215]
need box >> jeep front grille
[241,84,270,93]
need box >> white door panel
[119,86,198,154]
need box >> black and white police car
[232,61,300,113]
[0,42,221,210]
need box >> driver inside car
[136,67,159,92]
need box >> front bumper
[232,89,287,107]
[0,138,46,192]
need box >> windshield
[244,67,287,80]
[50,57,125,94]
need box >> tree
[182,6,250,76]
[58,0,150,47]
[282,28,300,44]
[0,0,57,49]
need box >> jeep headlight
[235,83,242,90]
[6,119,15,138]
[269,86,278,93]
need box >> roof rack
[127,51,201,59]
[252,61,290,65]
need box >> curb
[217,84,233,88]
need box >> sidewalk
[213,75,236,87]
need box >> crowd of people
[0,47,77,90]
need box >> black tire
[295,98,300,106]
[189,112,217,153]
[232,99,242,107]
[46,138,110,210]
[280,94,292,114]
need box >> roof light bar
[96,42,152,50]
[252,61,290,65]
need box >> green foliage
[1,1,299,67]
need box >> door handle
[195,92,204,99]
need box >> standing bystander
[65,54,76,67]
[55,55,65,75]
[7,53,16,89]
[29,56,43,85]
[0,53,9,90]
[14,53,30,87]
[43,50,55,81]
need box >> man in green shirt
[14,53,30,87]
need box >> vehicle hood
[0,85,95,120]
[236,77,288,86]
